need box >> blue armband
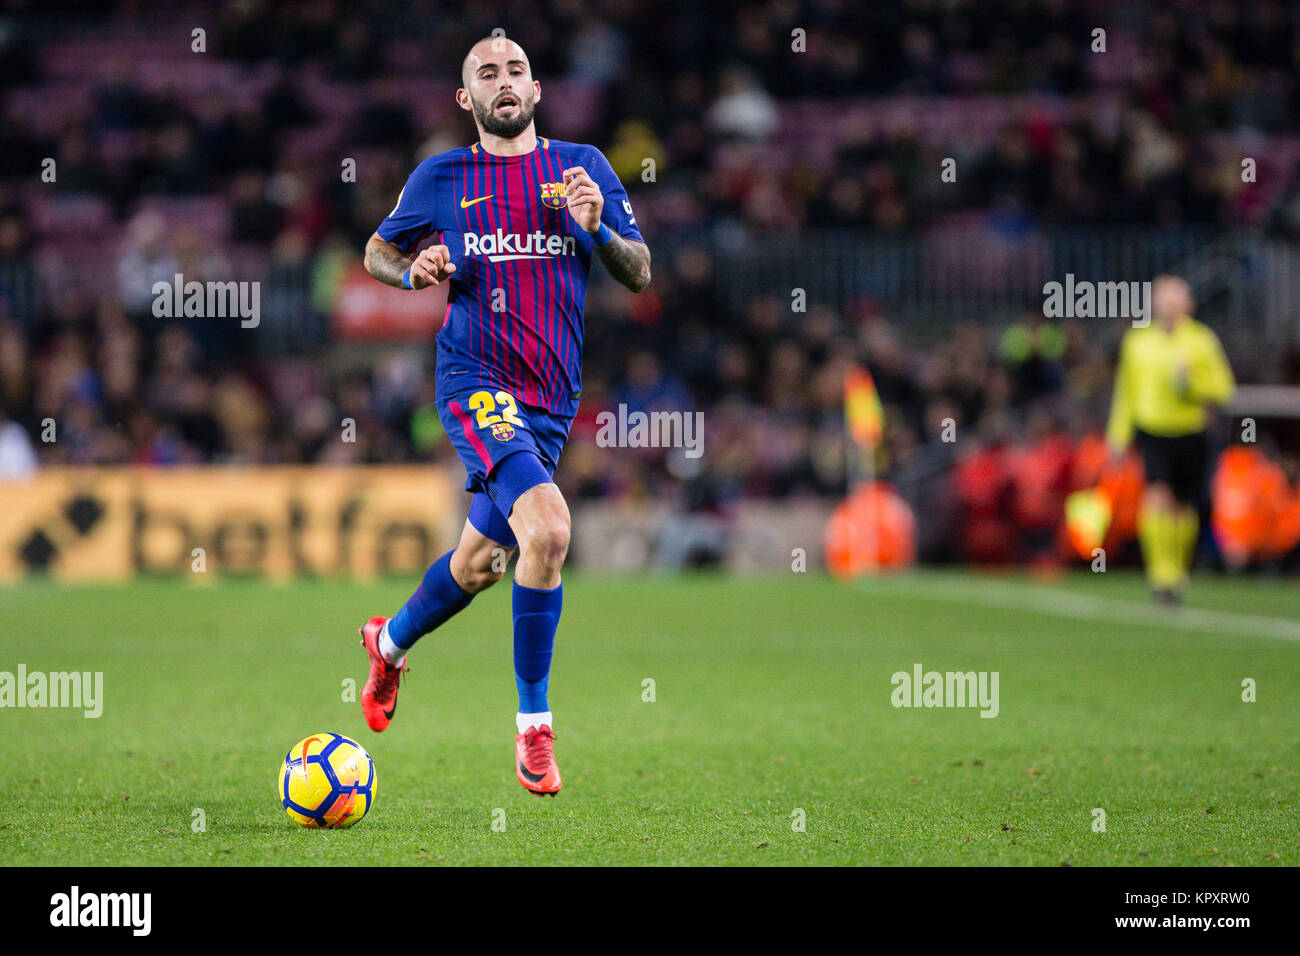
[592,223,614,246]
[401,267,413,290]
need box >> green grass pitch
[1,570,1297,866]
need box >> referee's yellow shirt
[1106,317,1236,450]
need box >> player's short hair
[461,36,530,88]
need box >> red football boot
[515,724,562,796]
[358,616,407,732]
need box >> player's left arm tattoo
[596,235,651,293]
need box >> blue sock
[513,581,562,713]
[387,550,473,649]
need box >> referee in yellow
[1106,275,1235,603]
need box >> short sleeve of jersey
[585,147,644,243]
[377,158,441,253]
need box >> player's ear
[456,88,472,112]
[533,80,541,104]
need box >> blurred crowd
[3,0,1300,530]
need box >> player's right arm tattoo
[364,233,412,288]
[596,236,652,293]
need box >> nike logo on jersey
[460,194,493,209]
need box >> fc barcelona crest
[490,421,516,442]
[540,181,567,209]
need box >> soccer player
[1106,275,1235,604]
[356,36,651,795]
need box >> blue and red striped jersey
[377,136,643,417]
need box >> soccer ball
[277,733,376,828]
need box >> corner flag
[845,365,884,451]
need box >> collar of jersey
[470,136,550,158]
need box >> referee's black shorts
[1133,428,1208,505]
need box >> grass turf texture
[1,570,1297,866]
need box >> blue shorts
[438,386,572,542]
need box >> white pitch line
[858,572,1300,643]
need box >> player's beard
[474,92,535,139]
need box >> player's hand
[409,244,456,289]
[562,166,604,234]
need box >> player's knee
[454,543,513,593]
[510,482,570,572]
[460,564,505,593]
[525,518,570,572]
[1143,483,1175,511]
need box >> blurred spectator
[0,408,35,476]
[705,65,779,140]
[0,207,39,332]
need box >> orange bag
[1212,446,1298,565]
[825,481,917,576]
